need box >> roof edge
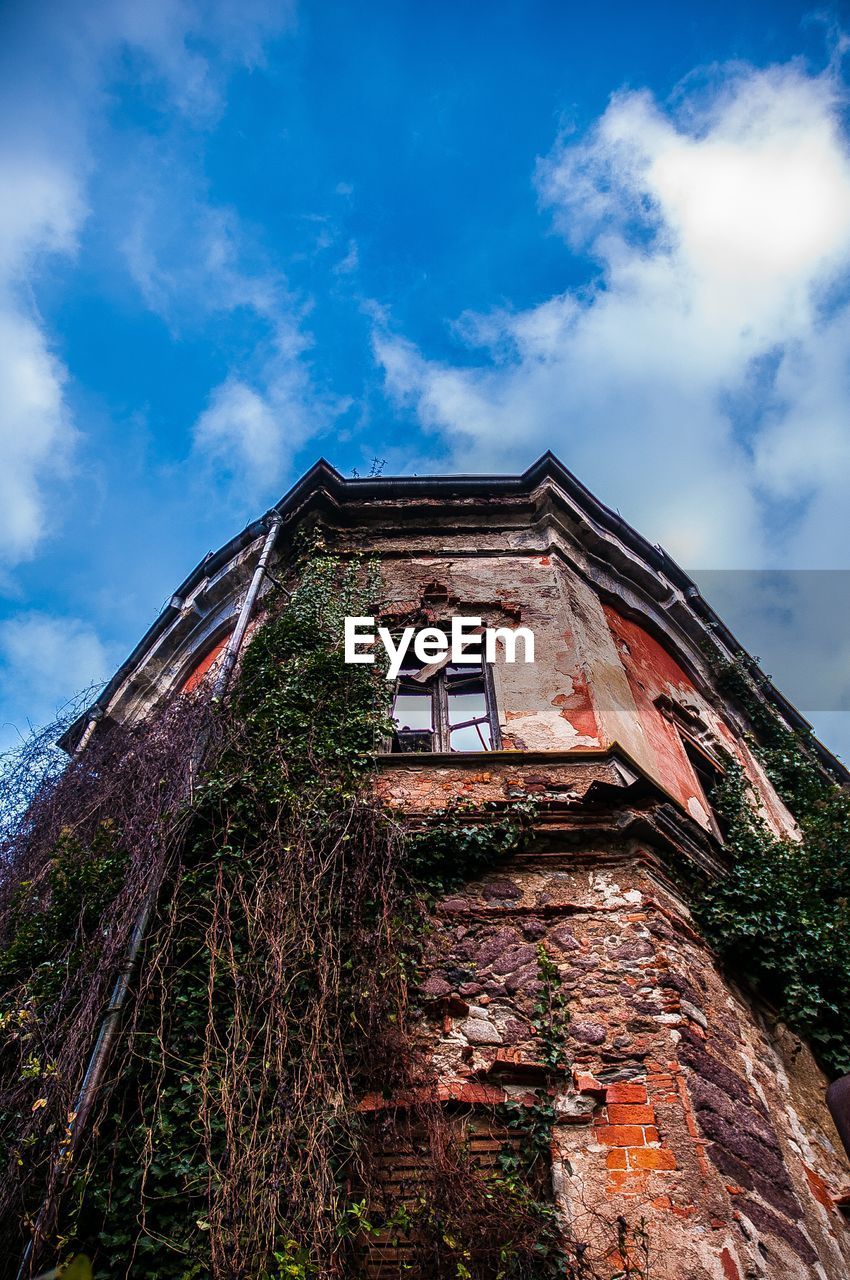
[58,453,850,784]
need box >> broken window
[389,651,500,754]
[680,734,730,840]
[654,694,730,840]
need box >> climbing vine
[0,539,650,1279]
[0,689,215,1270]
[697,653,850,1075]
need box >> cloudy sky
[2,0,850,755]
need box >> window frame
[654,694,729,839]
[679,732,729,837]
[389,650,501,754]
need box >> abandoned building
[49,453,850,1279]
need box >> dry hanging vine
[0,688,221,1268]
[0,541,650,1280]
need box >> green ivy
[698,654,850,1075]
[2,539,645,1278]
[0,822,127,1170]
[55,544,552,1280]
[0,822,125,1002]
[405,799,538,898]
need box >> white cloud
[119,145,348,501]
[195,380,283,478]
[0,146,87,562]
[0,612,111,748]
[78,0,292,124]
[123,192,286,327]
[375,59,850,569]
[192,324,350,498]
[334,239,360,275]
[0,312,76,561]
[0,0,289,565]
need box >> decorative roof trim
[58,452,849,783]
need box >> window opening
[681,734,729,840]
[390,652,499,754]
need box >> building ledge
[375,746,615,767]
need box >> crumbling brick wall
[362,535,850,1277]
[148,470,850,1277]
[404,844,850,1279]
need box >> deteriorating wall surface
[75,457,850,1278]
[369,543,850,1280]
[379,816,850,1279]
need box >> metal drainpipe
[17,510,283,1280]
[74,706,104,757]
[214,510,282,695]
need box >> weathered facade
[65,454,850,1279]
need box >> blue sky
[3,0,850,756]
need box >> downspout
[74,706,104,756]
[214,511,282,695]
[18,510,283,1280]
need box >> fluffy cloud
[0,141,86,562]
[193,346,349,498]
[123,175,346,498]
[375,60,850,568]
[192,328,342,497]
[116,63,364,504]
[95,0,290,121]
[0,312,76,560]
[119,86,344,504]
[123,192,286,326]
[0,612,111,749]
[0,0,289,565]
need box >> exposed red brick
[605,1083,648,1104]
[443,1082,507,1104]
[674,1072,712,1179]
[647,1073,675,1091]
[803,1162,836,1214]
[596,1125,646,1147]
[574,1072,605,1096]
[628,1148,677,1171]
[359,1081,510,1110]
[607,1103,656,1126]
[719,1247,741,1280]
[606,1170,649,1195]
[607,1149,628,1169]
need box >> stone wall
[364,539,849,1275]
[408,846,850,1280]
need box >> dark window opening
[390,653,500,754]
[827,1076,850,1173]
